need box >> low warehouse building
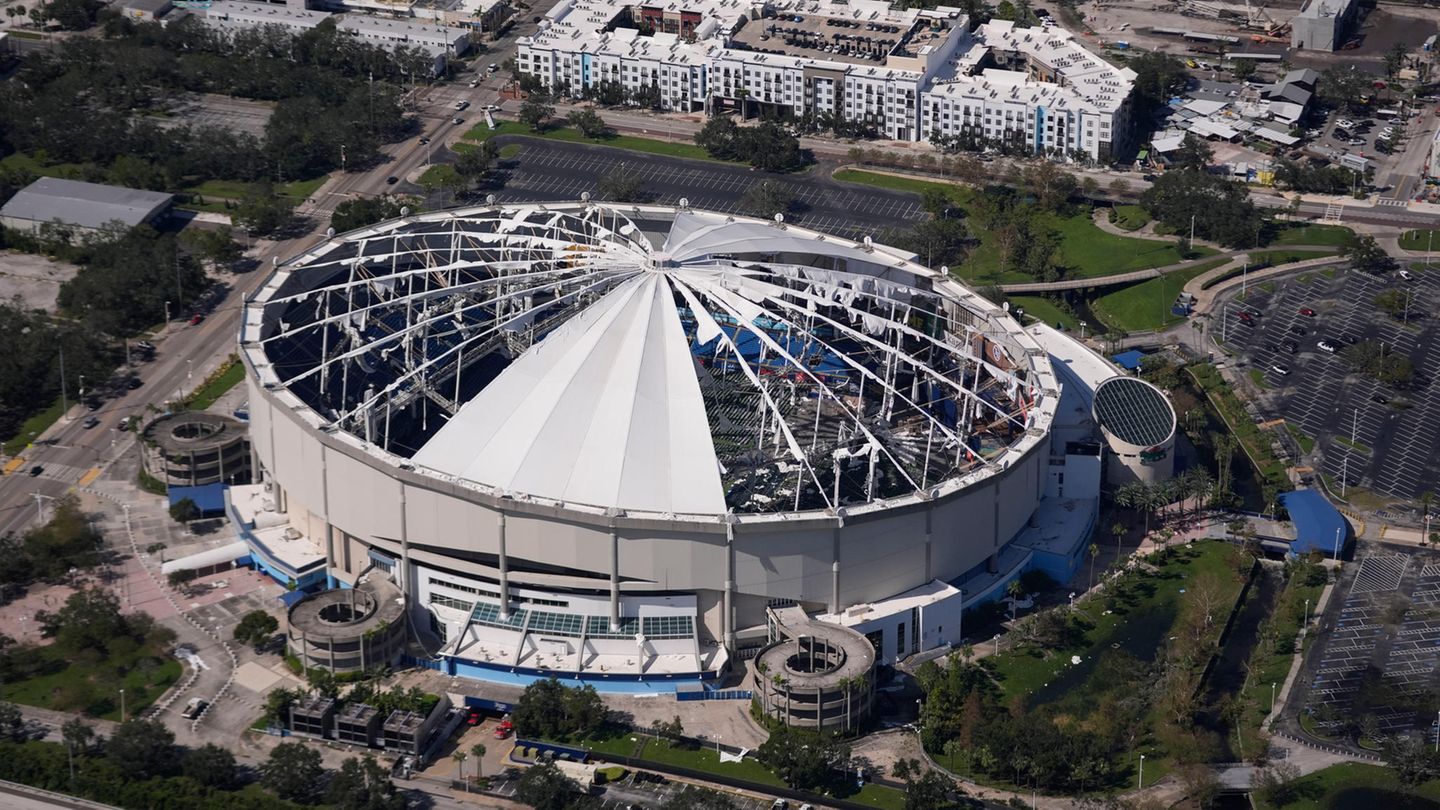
[0,178,174,234]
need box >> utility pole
[58,342,68,418]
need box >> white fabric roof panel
[413,272,726,514]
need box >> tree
[513,678,606,740]
[695,116,741,158]
[1387,736,1438,787]
[36,0,101,30]
[331,196,413,234]
[756,726,850,791]
[61,717,97,756]
[1232,59,1256,81]
[106,719,178,780]
[181,226,244,272]
[518,98,555,131]
[515,761,581,810]
[328,755,406,810]
[470,742,487,779]
[1174,135,1215,173]
[1251,761,1302,805]
[0,701,24,742]
[262,687,303,728]
[892,757,958,810]
[35,587,131,655]
[234,610,280,648]
[454,141,499,188]
[738,181,795,219]
[567,107,609,139]
[261,742,325,803]
[451,750,468,781]
[1130,52,1189,115]
[184,743,239,790]
[1375,289,1413,322]
[1342,234,1396,275]
[1178,762,1221,809]
[234,185,292,237]
[1141,170,1261,248]
[1383,42,1408,78]
[169,497,200,523]
[1318,66,1372,113]
[168,568,198,595]
[595,169,647,202]
[1088,542,1100,590]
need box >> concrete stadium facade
[239,202,1058,686]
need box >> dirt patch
[0,252,78,313]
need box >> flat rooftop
[728,13,905,66]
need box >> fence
[677,688,752,702]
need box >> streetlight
[1068,591,1076,608]
[119,688,126,723]
[1270,682,1277,712]
[164,300,171,323]
[1079,320,1088,340]
[1138,753,1145,789]
[187,359,194,380]
[993,633,1000,655]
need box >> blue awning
[1111,350,1145,372]
[169,483,227,515]
[1279,490,1348,559]
[279,589,308,608]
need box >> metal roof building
[0,177,174,233]
[1092,375,1176,486]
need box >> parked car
[181,698,208,720]
[1272,363,1291,376]
[1281,339,1300,354]
[494,718,514,739]
[188,313,204,325]
[452,116,464,125]
[1299,306,1317,317]
[82,416,99,429]
[1399,269,1414,281]
[455,100,469,110]
[1317,339,1339,353]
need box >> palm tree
[1006,578,1025,617]
[452,751,468,783]
[470,743,487,780]
[1088,542,1100,590]
[1111,521,1126,558]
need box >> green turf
[832,168,960,196]
[1248,248,1339,265]
[467,120,721,162]
[1286,423,1316,454]
[0,152,91,180]
[2,395,66,457]
[962,209,1216,284]
[278,176,326,202]
[186,176,326,207]
[418,164,459,190]
[635,738,786,787]
[0,644,182,721]
[1249,368,1270,388]
[1089,258,1228,333]
[1333,435,1371,454]
[1007,296,1080,331]
[184,360,245,411]
[1398,228,1440,251]
[1269,224,1354,247]
[1250,763,1440,810]
[498,144,523,159]
[1110,204,1151,231]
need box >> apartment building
[516,0,1134,159]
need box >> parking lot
[469,139,928,242]
[1295,549,1440,745]
[1218,263,1440,501]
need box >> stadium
[235,201,1070,688]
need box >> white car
[1337,119,1355,130]
[1317,339,1339,354]
[1399,269,1415,281]
[1272,363,1291,376]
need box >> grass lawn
[467,120,720,162]
[1251,763,1440,810]
[1089,258,1229,333]
[185,176,326,208]
[1110,204,1151,231]
[832,168,955,196]
[498,144,523,159]
[1008,296,1080,331]
[418,164,459,190]
[0,643,182,721]
[0,152,91,180]
[1247,248,1339,266]
[964,211,1217,284]
[1397,228,1440,252]
[184,359,244,411]
[1286,423,1316,454]
[1333,435,1372,454]
[1249,368,1270,389]
[1269,224,1354,247]
[2,395,66,456]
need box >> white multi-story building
[200,0,470,75]
[517,0,1134,160]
